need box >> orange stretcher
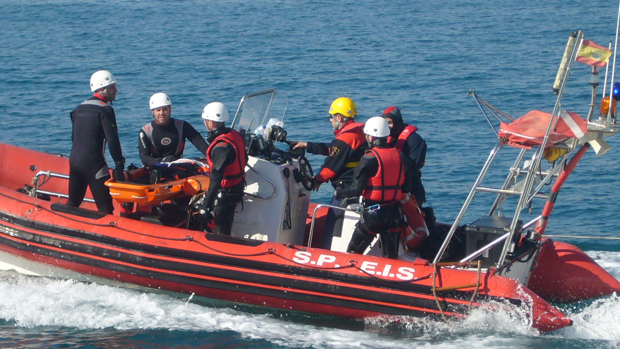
[105,174,211,205]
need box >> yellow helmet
[329,97,357,117]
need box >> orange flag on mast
[576,39,612,67]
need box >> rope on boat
[468,260,482,314]
[431,260,483,324]
[432,263,450,325]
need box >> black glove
[162,155,176,163]
[212,205,224,217]
[112,161,125,182]
[334,188,343,200]
[115,159,125,169]
[311,177,322,192]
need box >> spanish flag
[576,39,612,67]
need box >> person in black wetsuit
[336,117,413,259]
[199,102,247,236]
[138,93,208,169]
[382,106,430,249]
[382,106,427,206]
[66,70,125,214]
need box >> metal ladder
[431,30,591,270]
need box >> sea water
[1,0,620,347]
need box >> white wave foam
[0,269,617,348]
[555,293,620,344]
[0,272,468,349]
[586,250,620,280]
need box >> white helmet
[201,102,229,122]
[364,116,390,138]
[90,70,116,92]
[149,92,172,110]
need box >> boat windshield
[231,89,288,134]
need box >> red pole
[534,144,590,236]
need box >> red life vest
[363,147,405,202]
[207,129,247,188]
[390,124,418,151]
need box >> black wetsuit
[203,127,247,236]
[67,94,124,214]
[138,118,208,167]
[383,107,427,205]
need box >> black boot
[347,228,376,254]
[380,232,401,259]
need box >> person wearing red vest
[200,102,247,236]
[382,106,430,251]
[335,117,411,259]
[139,93,208,167]
[290,97,367,249]
[382,106,427,205]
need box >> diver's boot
[380,230,401,259]
[347,228,376,255]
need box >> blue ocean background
[2,0,620,347]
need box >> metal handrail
[474,186,549,200]
[243,164,277,200]
[31,171,95,203]
[459,216,541,264]
[35,170,69,180]
[36,189,95,204]
[432,142,503,265]
[306,203,362,248]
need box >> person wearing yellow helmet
[290,97,367,249]
[329,97,358,118]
